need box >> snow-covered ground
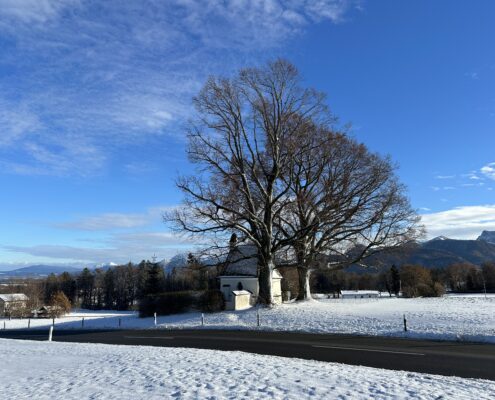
[1,339,493,399]
[2,294,495,343]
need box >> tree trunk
[296,267,307,300]
[304,268,312,300]
[297,267,312,300]
[258,259,274,306]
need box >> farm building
[32,305,64,318]
[219,244,283,310]
[0,293,29,316]
[340,290,380,299]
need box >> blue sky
[0,0,494,268]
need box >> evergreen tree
[59,272,77,304]
[103,268,116,308]
[44,273,60,303]
[77,268,95,309]
[136,260,150,299]
[145,261,165,296]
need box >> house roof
[223,245,259,276]
[0,293,29,302]
[232,290,251,296]
[221,245,282,278]
[340,290,380,296]
[37,305,63,312]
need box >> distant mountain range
[2,231,495,278]
[0,265,82,278]
[357,230,495,270]
[0,255,195,279]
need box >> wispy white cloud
[434,175,455,179]
[430,186,455,191]
[0,0,77,24]
[461,182,484,187]
[0,0,359,176]
[481,162,495,180]
[465,71,479,80]
[57,213,152,231]
[3,229,195,263]
[421,204,495,239]
[55,205,176,231]
[3,204,192,263]
[124,161,157,175]
[0,100,41,147]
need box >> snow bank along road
[2,329,495,381]
[2,339,494,400]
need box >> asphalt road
[1,329,494,380]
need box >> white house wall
[272,278,282,304]
[220,276,284,308]
[233,294,251,310]
[220,277,258,310]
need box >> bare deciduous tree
[280,127,422,299]
[166,59,328,305]
[167,59,421,304]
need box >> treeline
[311,262,495,297]
[36,257,220,312]
[12,259,495,317]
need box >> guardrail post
[403,314,407,332]
[82,317,85,328]
[257,309,260,327]
[154,312,157,326]
[28,318,31,329]
[3,321,5,330]
[201,313,204,326]
[48,326,53,342]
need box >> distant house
[219,244,283,310]
[32,305,64,318]
[0,293,29,316]
[340,290,380,299]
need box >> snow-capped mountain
[477,230,495,245]
[428,236,450,241]
[162,253,189,275]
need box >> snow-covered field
[1,339,494,399]
[2,294,495,343]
